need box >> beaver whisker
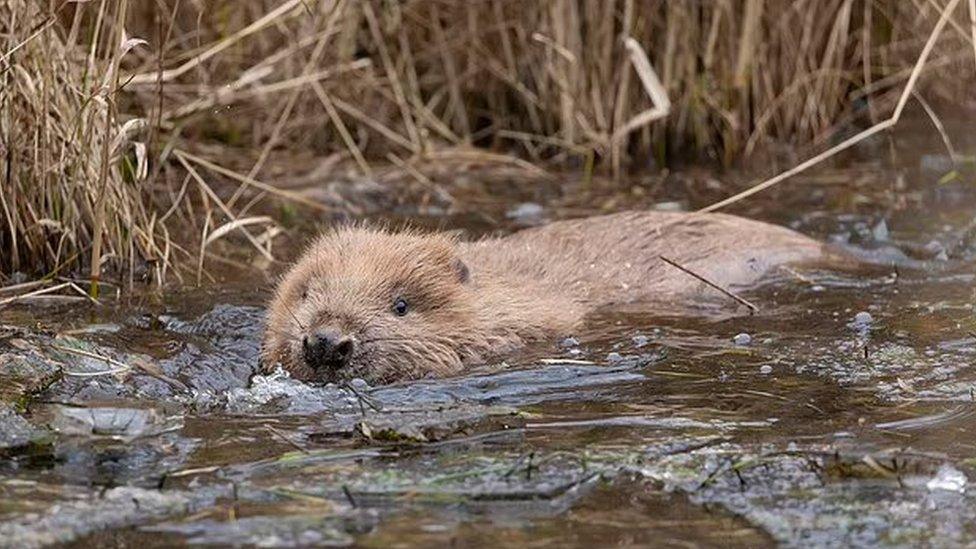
[262,326,295,338]
[357,338,459,372]
[358,335,458,347]
[357,336,415,345]
[358,306,389,330]
[282,306,307,331]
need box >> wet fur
[262,211,824,384]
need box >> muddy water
[1,117,976,547]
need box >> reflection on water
[1,115,975,547]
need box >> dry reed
[2,0,974,286]
[1,0,170,290]
[121,0,973,170]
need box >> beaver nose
[302,328,354,370]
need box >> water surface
[1,115,975,547]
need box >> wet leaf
[938,170,960,185]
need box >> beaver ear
[452,258,470,284]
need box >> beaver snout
[302,328,354,371]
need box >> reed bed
[1,0,973,287]
[1,0,169,291]
[122,0,973,167]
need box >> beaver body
[261,211,824,384]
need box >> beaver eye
[300,287,308,300]
[393,297,408,316]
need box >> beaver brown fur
[261,210,824,384]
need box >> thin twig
[342,485,358,508]
[0,15,55,65]
[612,37,671,143]
[0,280,46,295]
[174,150,334,213]
[969,0,976,73]
[174,151,274,261]
[0,282,72,307]
[53,343,188,390]
[343,382,381,413]
[538,358,597,365]
[659,255,760,313]
[264,424,309,454]
[128,0,306,85]
[385,153,455,205]
[62,366,130,377]
[65,282,102,306]
[52,344,132,377]
[311,81,372,176]
[912,90,956,159]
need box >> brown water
[1,114,975,547]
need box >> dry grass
[122,0,973,168]
[1,0,169,292]
[2,0,974,287]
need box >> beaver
[261,210,825,384]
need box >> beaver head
[261,226,476,385]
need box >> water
[1,115,976,547]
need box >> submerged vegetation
[1,0,973,285]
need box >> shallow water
[1,115,976,547]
